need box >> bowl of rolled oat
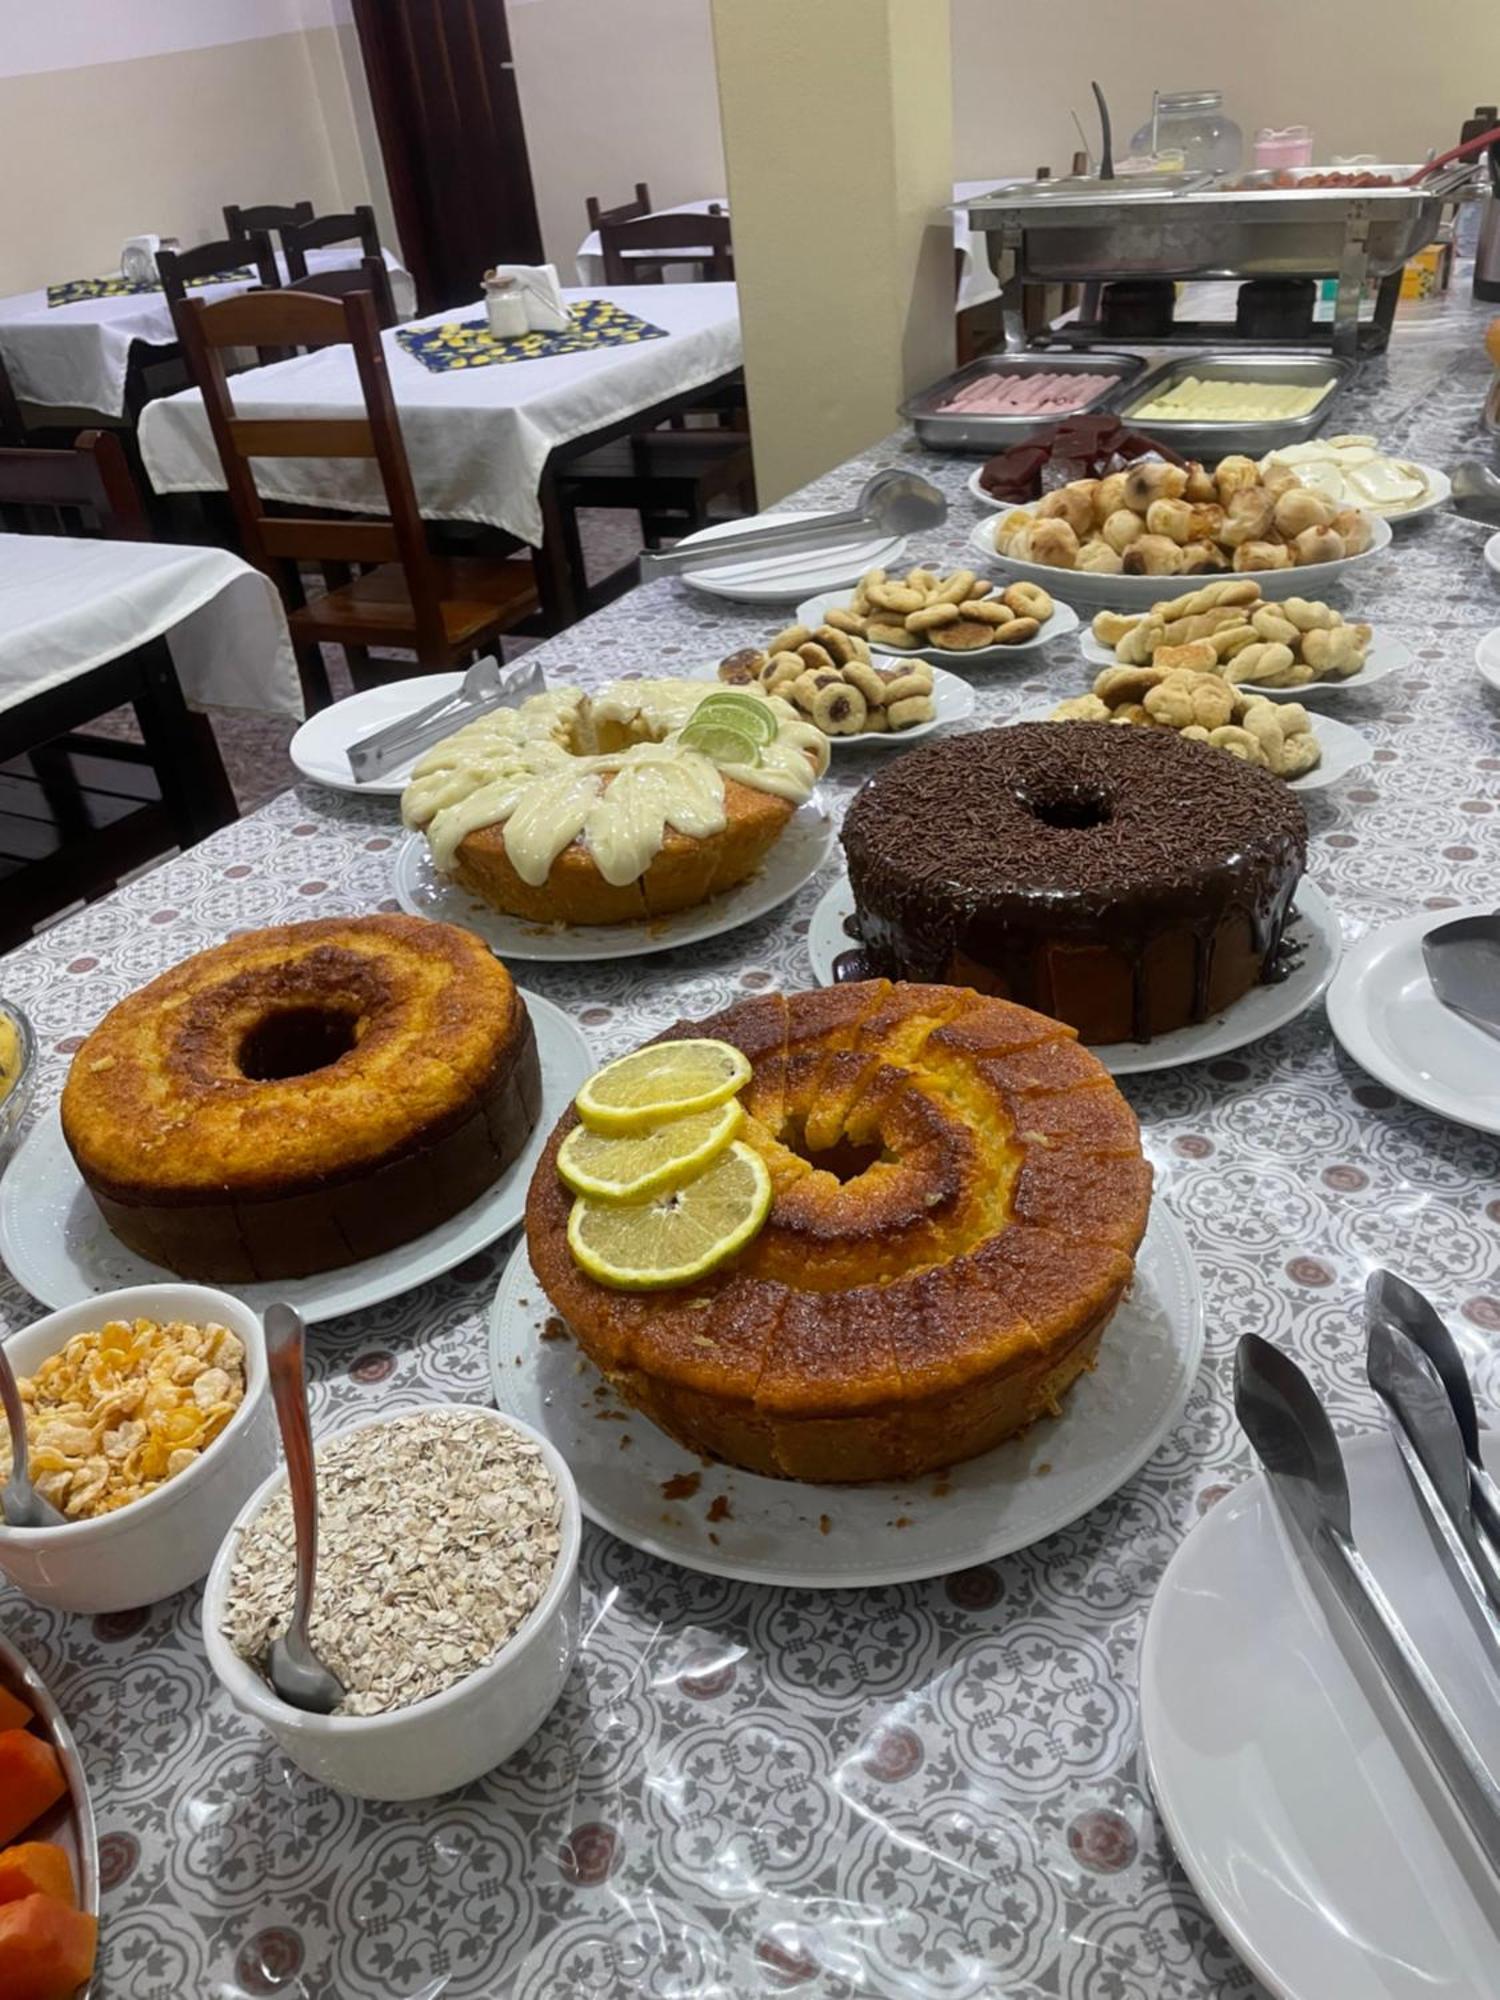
[202,1403,581,1799]
[0,1283,274,1613]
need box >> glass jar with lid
[1130,91,1244,176]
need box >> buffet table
[1,296,1498,1999]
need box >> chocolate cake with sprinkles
[840,723,1307,1044]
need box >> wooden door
[351,0,543,312]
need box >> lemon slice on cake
[557,1097,744,1202]
[567,1139,772,1288]
[574,1038,751,1134]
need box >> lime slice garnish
[692,691,778,745]
[679,719,762,767]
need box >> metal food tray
[0,1635,99,1999]
[901,351,1145,452]
[1119,351,1350,458]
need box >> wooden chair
[173,287,538,711]
[0,347,24,445]
[224,201,315,249]
[585,183,652,232]
[279,258,399,329]
[599,210,733,285]
[155,232,280,308]
[0,434,238,948]
[282,206,383,282]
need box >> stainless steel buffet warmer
[964,164,1474,358]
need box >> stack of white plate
[673,514,909,605]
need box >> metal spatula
[637,469,947,579]
[1422,908,1500,1041]
[1448,462,1500,527]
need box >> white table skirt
[139,283,743,549]
[0,250,416,420]
[0,535,301,721]
[575,188,1019,312]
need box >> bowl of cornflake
[203,1405,581,1800]
[0,1283,274,1612]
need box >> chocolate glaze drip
[840,724,1307,1043]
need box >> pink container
[1254,126,1315,170]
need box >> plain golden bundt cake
[401,680,829,926]
[62,914,541,1282]
[526,979,1152,1482]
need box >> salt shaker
[484,273,528,339]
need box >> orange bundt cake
[526,980,1152,1482]
[62,914,541,1283]
[400,680,828,925]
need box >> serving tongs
[636,470,947,580]
[1236,1334,1500,1876]
[344,653,546,783]
[1450,461,1500,527]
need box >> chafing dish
[1118,350,1350,457]
[900,351,1145,451]
[966,163,1472,356]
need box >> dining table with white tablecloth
[0,249,416,420]
[0,534,300,721]
[137,282,743,550]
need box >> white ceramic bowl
[203,1405,582,1800]
[968,504,1392,609]
[0,1283,275,1613]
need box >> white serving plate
[795,586,1079,665]
[1142,1431,1500,2000]
[1078,622,1409,699]
[807,876,1341,1078]
[970,460,1449,523]
[823,664,974,748]
[676,512,908,604]
[1476,626,1500,694]
[1326,903,1500,1135]
[488,1204,1201,1589]
[394,795,835,961]
[1007,704,1370,793]
[289,673,462,798]
[969,503,1392,609]
[0,994,590,1323]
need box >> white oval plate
[0,994,590,1324]
[1486,530,1500,581]
[289,673,462,798]
[795,587,1079,665]
[394,796,835,961]
[1326,903,1500,1135]
[1077,623,1409,699]
[488,1204,1201,1589]
[1476,626,1500,693]
[966,463,1009,513]
[676,512,908,604]
[1006,705,1371,793]
[969,504,1392,609]
[972,462,1449,523]
[807,875,1340,1077]
[1142,1431,1500,2000]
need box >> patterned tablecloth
[2,291,1499,2000]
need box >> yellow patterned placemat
[47,268,254,308]
[396,298,669,372]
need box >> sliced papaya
[0,1842,75,1908]
[0,1894,99,2000]
[0,1688,33,1735]
[0,1734,66,1848]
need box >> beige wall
[0,23,389,299]
[507,0,727,273]
[952,0,1500,177]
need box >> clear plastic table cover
[2,291,1499,1999]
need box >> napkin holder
[120,236,161,284]
[486,263,570,334]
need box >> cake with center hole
[61,914,542,1282]
[401,680,829,926]
[526,980,1152,1482]
[840,723,1307,1044]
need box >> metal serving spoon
[1422,908,1500,1041]
[0,1340,66,1528]
[1448,461,1500,527]
[637,469,948,579]
[262,1303,345,1715]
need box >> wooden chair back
[155,232,280,307]
[282,206,383,282]
[599,210,733,284]
[173,287,446,655]
[279,258,399,328]
[585,182,652,232]
[0,431,150,540]
[224,201,315,247]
